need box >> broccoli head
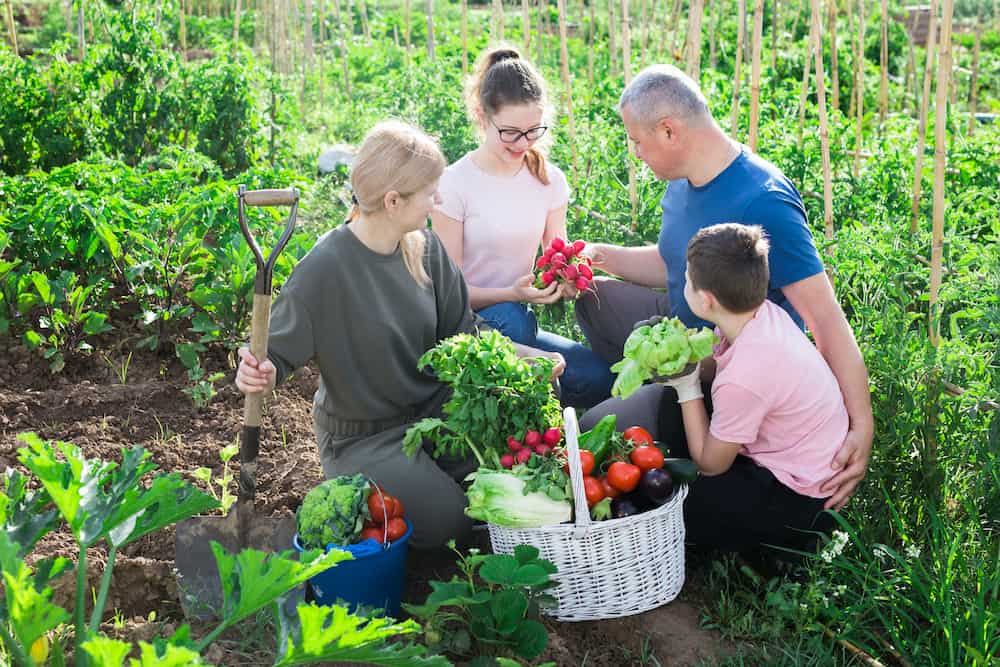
[296,474,371,549]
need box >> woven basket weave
[487,407,688,621]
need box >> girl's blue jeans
[477,302,614,409]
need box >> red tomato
[599,477,621,499]
[390,496,405,518]
[360,527,385,543]
[582,476,605,507]
[367,493,389,523]
[623,426,655,447]
[386,517,407,541]
[630,445,665,472]
[563,450,596,477]
[607,462,641,492]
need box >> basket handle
[562,407,592,528]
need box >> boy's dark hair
[686,223,770,313]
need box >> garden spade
[175,186,300,618]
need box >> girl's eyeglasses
[490,118,549,143]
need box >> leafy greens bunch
[611,316,718,398]
[404,331,562,464]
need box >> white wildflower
[820,530,849,563]
[905,544,921,560]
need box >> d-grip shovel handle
[237,184,299,503]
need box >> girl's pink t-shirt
[435,153,570,290]
[710,300,849,498]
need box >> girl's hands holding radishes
[512,273,562,305]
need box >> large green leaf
[110,474,219,548]
[273,603,451,667]
[206,544,352,644]
[84,635,213,666]
[1,468,60,559]
[2,558,71,650]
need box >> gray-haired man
[578,64,872,513]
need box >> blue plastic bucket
[292,519,412,616]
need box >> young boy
[664,223,847,554]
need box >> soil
[0,341,733,666]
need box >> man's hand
[235,347,277,395]
[820,426,872,510]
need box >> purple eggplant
[610,497,640,519]
[640,468,674,505]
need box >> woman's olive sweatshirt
[266,224,476,433]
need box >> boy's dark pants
[658,394,834,554]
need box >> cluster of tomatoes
[534,237,594,292]
[500,427,562,468]
[360,486,408,544]
[569,426,673,517]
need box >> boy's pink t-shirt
[435,153,570,290]
[710,300,849,498]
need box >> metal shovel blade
[174,505,297,619]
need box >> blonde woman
[235,121,564,549]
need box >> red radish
[536,255,550,269]
[541,270,556,285]
[542,427,561,445]
[516,448,533,464]
[583,256,592,265]
[550,237,566,252]
[579,264,593,279]
[524,430,542,448]
[563,264,578,280]
[507,436,523,452]
[551,252,567,268]
[500,454,515,469]
[575,276,590,291]
[543,246,556,259]
[572,240,586,254]
[534,444,553,457]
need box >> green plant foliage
[403,331,562,463]
[404,543,557,663]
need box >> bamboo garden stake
[879,0,888,123]
[523,0,530,54]
[4,0,17,55]
[709,0,719,68]
[588,0,595,88]
[685,0,703,80]
[461,0,468,75]
[232,0,242,50]
[967,7,981,136]
[557,0,579,179]
[404,0,411,62]
[852,0,864,178]
[747,0,763,151]
[426,0,435,61]
[903,12,916,112]
[640,0,649,64]
[929,0,953,347]
[797,10,813,147]
[494,0,503,41]
[910,0,937,233]
[357,0,370,40]
[810,0,833,243]
[769,0,777,71]
[609,0,617,76]
[828,0,839,111]
[537,0,543,65]
[180,0,188,61]
[730,0,745,137]
[318,0,325,106]
[621,0,638,231]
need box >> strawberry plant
[404,542,558,665]
[403,331,563,464]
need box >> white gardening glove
[660,363,703,403]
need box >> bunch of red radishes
[500,427,562,468]
[534,237,594,292]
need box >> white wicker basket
[487,407,688,621]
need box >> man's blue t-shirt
[657,146,824,331]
